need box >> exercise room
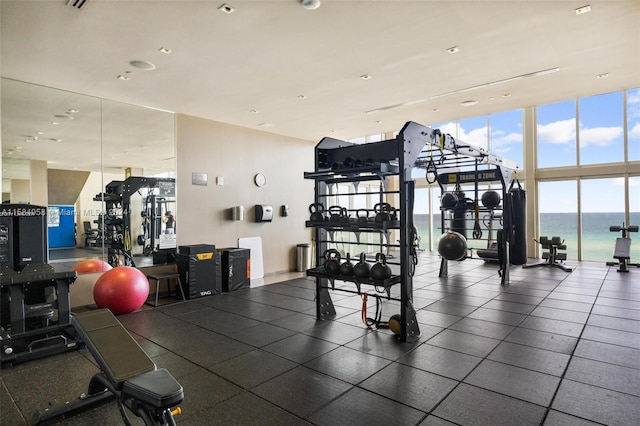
[1,1,639,425]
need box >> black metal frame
[94,177,176,267]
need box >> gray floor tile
[263,333,339,364]
[309,386,425,426]
[252,366,351,418]
[586,313,640,333]
[466,306,526,326]
[483,299,536,314]
[432,383,546,425]
[543,410,602,425]
[427,329,501,358]
[345,331,421,361]
[302,320,370,345]
[564,357,640,397]
[488,341,570,376]
[415,310,462,328]
[448,317,515,339]
[519,316,585,337]
[591,304,640,321]
[531,306,590,323]
[581,325,640,349]
[464,359,561,406]
[506,327,578,354]
[552,379,640,425]
[304,346,391,384]
[539,298,593,313]
[179,390,304,425]
[216,321,297,347]
[398,343,482,380]
[359,362,457,412]
[424,300,478,316]
[269,312,321,332]
[209,349,297,389]
[176,369,243,417]
[573,339,640,369]
[418,415,459,425]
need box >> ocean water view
[414,212,640,262]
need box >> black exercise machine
[606,224,639,272]
[32,308,183,425]
[523,236,572,272]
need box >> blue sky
[412,88,640,214]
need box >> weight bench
[32,309,183,425]
[523,236,573,272]
[606,224,639,272]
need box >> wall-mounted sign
[192,172,208,186]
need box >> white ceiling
[1,0,639,175]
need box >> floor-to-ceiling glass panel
[629,176,640,263]
[413,187,430,251]
[628,88,640,162]
[490,109,523,170]
[458,116,489,150]
[538,180,578,259]
[537,100,577,168]
[580,178,625,261]
[579,92,624,165]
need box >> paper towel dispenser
[254,204,273,222]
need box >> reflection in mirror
[1,78,175,273]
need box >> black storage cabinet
[218,247,250,292]
[176,244,221,299]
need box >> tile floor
[1,252,639,425]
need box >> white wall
[176,114,315,274]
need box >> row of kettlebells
[309,202,398,224]
[322,249,392,281]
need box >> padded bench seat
[122,368,183,409]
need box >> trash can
[296,243,311,272]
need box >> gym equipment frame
[523,236,573,272]
[412,128,519,285]
[606,224,639,272]
[94,177,176,267]
[1,264,79,368]
[32,309,183,426]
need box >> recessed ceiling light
[300,0,321,10]
[54,114,73,120]
[575,5,591,15]
[36,131,44,135]
[117,74,131,80]
[596,73,609,79]
[376,120,382,124]
[51,121,60,125]
[218,4,235,14]
[14,146,22,151]
[461,100,479,106]
[360,74,372,80]
[258,122,274,128]
[502,93,511,98]
[432,108,439,112]
[297,95,307,99]
[130,60,156,70]
[50,138,63,142]
[446,46,460,54]
[67,109,78,114]
[158,47,172,54]
[250,109,259,113]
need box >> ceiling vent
[66,0,90,9]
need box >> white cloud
[629,123,640,140]
[460,126,489,150]
[612,177,625,186]
[579,126,623,147]
[537,119,575,144]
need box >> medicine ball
[441,192,458,210]
[437,231,468,261]
[481,190,501,209]
[388,314,402,335]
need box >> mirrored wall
[1,78,176,268]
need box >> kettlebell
[340,207,351,224]
[309,203,326,222]
[370,252,392,281]
[356,209,370,225]
[328,205,344,224]
[323,249,341,275]
[339,253,354,276]
[353,252,370,279]
[374,202,393,223]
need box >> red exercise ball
[93,266,149,315]
[71,259,113,274]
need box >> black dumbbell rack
[304,121,444,342]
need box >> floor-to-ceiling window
[538,180,578,260]
[580,178,625,261]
